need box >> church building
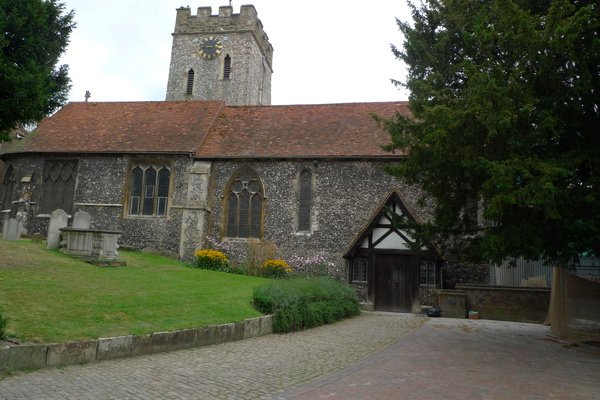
[0,5,476,312]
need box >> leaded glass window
[40,160,77,213]
[351,258,368,283]
[128,163,170,217]
[225,168,263,238]
[420,260,436,286]
[2,165,16,210]
[298,169,312,231]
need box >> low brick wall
[456,285,550,323]
[0,315,272,372]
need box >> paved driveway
[1,314,598,399]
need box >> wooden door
[373,254,419,312]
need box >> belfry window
[2,165,16,210]
[223,55,231,80]
[128,163,171,217]
[298,169,312,231]
[225,167,263,238]
[40,160,77,214]
[186,69,195,95]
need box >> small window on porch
[351,258,368,283]
[420,259,436,286]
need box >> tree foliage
[0,0,74,141]
[382,0,599,265]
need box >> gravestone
[47,209,68,249]
[72,211,91,230]
[2,218,21,240]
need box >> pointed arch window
[298,169,312,231]
[225,167,263,238]
[40,160,77,214]
[186,69,195,95]
[223,55,231,80]
[2,165,16,210]
[128,163,171,217]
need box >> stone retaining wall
[0,315,272,372]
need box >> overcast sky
[58,1,412,105]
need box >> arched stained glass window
[225,167,263,238]
[186,69,195,95]
[298,169,312,231]
[128,163,171,217]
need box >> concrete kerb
[0,314,273,373]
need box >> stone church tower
[165,5,273,105]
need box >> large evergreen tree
[383,0,599,266]
[0,0,74,141]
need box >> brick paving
[0,313,425,399]
[278,317,600,400]
[1,314,599,399]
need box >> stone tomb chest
[59,227,125,266]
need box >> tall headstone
[2,218,21,240]
[72,211,91,230]
[47,209,68,249]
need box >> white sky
[58,1,412,105]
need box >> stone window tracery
[128,163,171,217]
[40,160,77,214]
[225,167,263,238]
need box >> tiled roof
[1,101,224,155]
[0,100,409,158]
[195,102,409,158]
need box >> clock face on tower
[199,36,223,60]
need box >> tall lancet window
[186,69,195,95]
[298,169,312,231]
[223,55,231,80]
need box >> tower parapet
[173,5,273,70]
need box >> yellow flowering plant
[195,249,229,270]
[261,259,292,278]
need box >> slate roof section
[1,101,224,155]
[195,102,410,158]
[0,100,409,158]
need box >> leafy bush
[0,309,7,340]
[261,259,292,278]
[253,277,360,333]
[194,249,229,270]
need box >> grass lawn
[0,239,266,343]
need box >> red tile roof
[1,101,224,155]
[1,100,409,158]
[195,102,409,158]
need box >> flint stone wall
[205,159,428,281]
[0,154,194,255]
